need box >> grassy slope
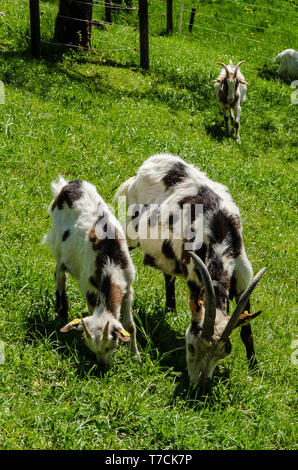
[0,0,297,449]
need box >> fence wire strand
[225,0,298,16]
[182,7,298,34]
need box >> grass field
[0,0,297,450]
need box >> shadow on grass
[0,43,213,115]
[172,365,233,410]
[205,121,227,142]
[23,291,106,379]
[257,63,278,81]
[22,284,237,405]
[133,295,186,375]
[133,293,237,408]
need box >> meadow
[0,0,297,450]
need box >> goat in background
[213,60,248,144]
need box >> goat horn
[220,267,267,341]
[81,319,94,339]
[103,321,110,341]
[190,252,216,340]
[234,60,245,77]
[216,62,229,75]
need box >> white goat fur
[45,176,139,365]
[115,154,257,385]
[214,60,247,144]
[273,49,298,82]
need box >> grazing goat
[44,176,139,366]
[273,49,298,82]
[115,153,266,390]
[213,60,248,144]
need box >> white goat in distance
[213,60,248,144]
[273,49,298,83]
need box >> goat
[213,60,248,144]
[115,153,266,390]
[273,49,298,83]
[44,176,139,366]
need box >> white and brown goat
[115,153,266,390]
[44,176,139,366]
[213,60,248,144]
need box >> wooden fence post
[166,0,173,34]
[179,0,184,34]
[189,8,196,33]
[105,0,112,24]
[29,0,41,58]
[139,0,149,70]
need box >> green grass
[0,0,297,450]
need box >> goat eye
[225,341,232,354]
[188,343,195,355]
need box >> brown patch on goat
[52,180,82,211]
[162,162,187,188]
[101,276,123,316]
[178,186,220,216]
[88,218,128,284]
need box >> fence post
[105,0,112,24]
[166,0,173,34]
[179,0,184,34]
[189,7,196,33]
[139,0,149,70]
[29,0,41,58]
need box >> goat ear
[238,79,249,85]
[234,310,262,328]
[60,318,83,333]
[114,327,131,343]
[189,298,204,322]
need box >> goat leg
[238,299,258,370]
[55,263,68,322]
[165,275,176,311]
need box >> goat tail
[113,176,135,202]
[51,175,68,197]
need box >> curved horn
[103,321,110,341]
[220,267,267,341]
[190,252,216,340]
[234,60,245,78]
[81,319,94,339]
[216,62,229,76]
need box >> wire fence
[177,1,297,63]
[1,0,297,67]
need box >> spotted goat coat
[115,153,261,383]
[44,176,139,366]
